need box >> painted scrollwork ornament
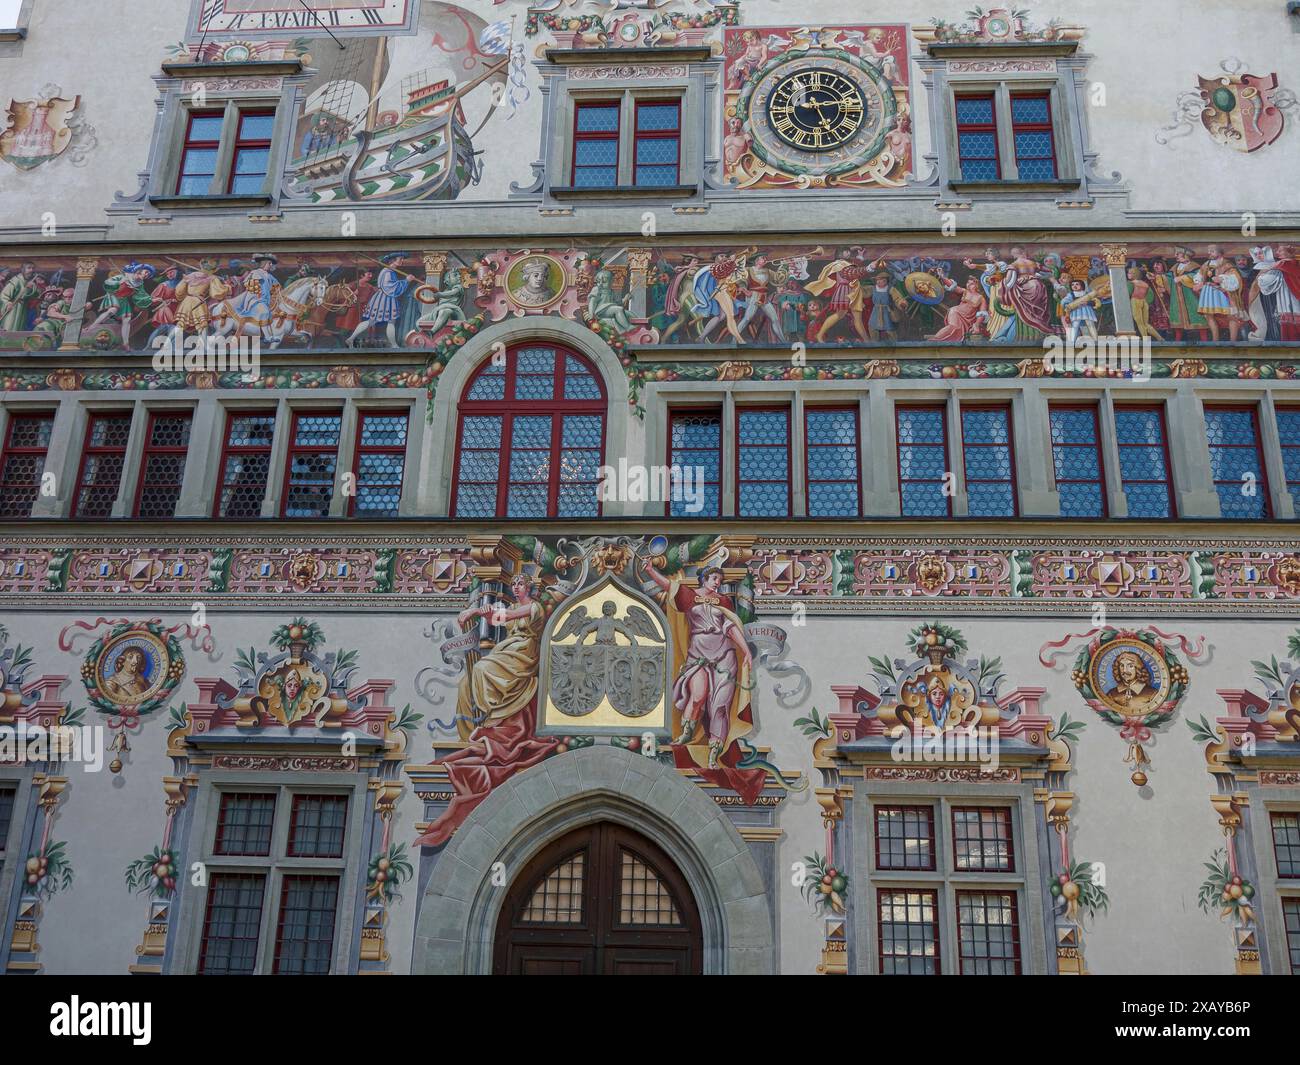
[1041,627,1204,788]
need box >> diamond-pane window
[737,408,790,517]
[215,410,275,518]
[573,102,620,187]
[897,406,950,517]
[1204,406,1270,519]
[135,411,192,518]
[453,345,605,518]
[1049,405,1106,518]
[0,412,54,518]
[352,411,407,517]
[806,407,860,516]
[955,93,1000,181]
[282,411,341,518]
[961,406,1016,517]
[668,409,721,517]
[73,412,132,518]
[1115,406,1174,518]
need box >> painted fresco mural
[1157,59,1296,154]
[410,533,807,850]
[3,241,1298,360]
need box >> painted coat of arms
[0,86,93,170]
[1157,60,1296,153]
[227,617,360,728]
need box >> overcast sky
[0,1,21,29]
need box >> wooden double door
[493,822,703,975]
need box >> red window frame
[286,794,348,859]
[213,409,277,519]
[451,345,607,519]
[877,888,941,975]
[1009,92,1057,180]
[1048,403,1107,518]
[0,411,55,518]
[133,410,193,518]
[960,403,1019,518]
[804,406,862,517]
[874,804,937,872]
[227,108,275,194]
[895,404,952,518]
[571,101,621,188]
[176,109,224,195]
[954,92,1000,180]
[1271,811,1300,879]
[198,872,267,975]
[1204,404,1272,519]
[350,409,408,518]
[72,411,132,519]
[272,874,340,975]
[951,806,1016,873]
[633,98,681,187]
[1278,406,1300,513]
[956,890,1022,975]
[735,406,792,518]
[1114,404,1178,519]
[666,406,722,518]
[213,792,277,857]
[280,409,343,519]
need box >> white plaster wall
[1,0,1297,234]
[2,604,1284,974]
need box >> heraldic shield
[541,575,671,736]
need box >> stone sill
[549,184,697,200]
[0,28,25,41]
[926,40,1079,58]
[544,46,712,65]
[160,58,303,77]
[949,178,1082,194]
[148,194,273,210]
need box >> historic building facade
[0,0,1298,975]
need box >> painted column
[58,257,99,351]
[1101,243,1135,335]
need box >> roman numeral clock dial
[737,51,898,180]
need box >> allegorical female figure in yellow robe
[414,573,558,848]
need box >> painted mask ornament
[1041,627,1203,787]
[70,620,193,774]
[229,617,356,728]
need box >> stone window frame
[1247,794,1300,974]
[0,766,36,972]
[170,776,368,975]
[852,784,1047,975]
[513,50,718,209]
[0,0,33,58]
[111,70,308,219]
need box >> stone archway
[412,744,775,974]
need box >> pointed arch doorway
[492,821,704,975]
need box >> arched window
[452,343,606,518]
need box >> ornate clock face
[738,50,898,178]
[766,69,866,152]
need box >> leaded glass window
[806,407,860,517]
[1049,405,1106,518]
[1114,406,1174,518]
[1205,406,1270,519]
[896,406,950,517]
[961,406,1016,517]
[736,408,790,517]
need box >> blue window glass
[1049,406,1106,518]
[1115,407,1173,518]
[1205,407,1270,519]
[1279,409,1300,516]
[669,410,721,517]
[634,101,679,187]
[806,408,860,517]
[573,103,619,187]
[896,406,950,517]
[353,412,407,518]
[1010,93,1056,180]
[955,93,999,182]
[284,413,341,519]
[737,409,790,517]
[962,407,1016,517]
[454,347,605,518]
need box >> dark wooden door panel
[493,822,703,975]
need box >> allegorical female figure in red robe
[642,558,767,803]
